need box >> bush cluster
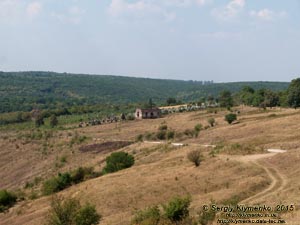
[156,124,176,141]
[132,196,192,225]
[42,167,98,195]
[102,151,134,174]
[225,113,237,124]
[183,123,203,138]
[136,123,176,142]
[0,112,31,125]
[45,196,101,225]
[0,189,17,212]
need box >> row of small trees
[218,78,300,109]
[42,152,135,196]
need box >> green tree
[102,152,134,174]
[287,78,300,108]
[207,95,214,105]
[238,86,255,105]
[35,114,44,127]
[225,113,237,124]
[144,98,155,109]
[252,89,265,107]
[219,90,233,109]
[163,196,191,222]
[50,114,58,128]
[264,90,279,108]
[278,91,288,107]
[166,97,177,106]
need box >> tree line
[217,78,300,109]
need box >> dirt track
[232,150,288,204]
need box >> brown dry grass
[1,106,300,224]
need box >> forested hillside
[0,71,289,113]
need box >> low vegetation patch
[42,152,135,196]
[42,167,99,195]
[0,189,17,213]
[163,196,191,222]
[194,124,202,138]
[70,133,88,146]
[138,122,176,141]
[217,143,264,155]
[132,196,194,225]
[45,196,101,225]
[182,123,203,138]
[187,150,202,167]
[79,141,133,154]
[225,113,237,124]
[198,201,216,225]
[207,118,215,127]
[102,151,135,174]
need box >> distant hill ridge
[0,71,289,113]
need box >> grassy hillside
[1,106,300,224]
[0,71,289,113]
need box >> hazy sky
[0,0,300,82]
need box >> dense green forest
[0,71,289,113]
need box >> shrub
[167,131,175,140]
[102,152,134,174]
[183,129,194,138]
[225,113,237,124]
[198,208,216,225]
[158,124,168,131]
[71,167,96,184]
[127,113,135,120]
[131,197,195,225]
[194,124,202,132]
[132,206,161,225]
[29,190,39,200]
[0,190,17,212]
[194,124,202,137]
[70,133,87,146]
[144,132,154,140]
[35,115,45,127]
[136,134,144,142]
[45,196,101,225]
[42,167,99,195]
[50,114,58,128]
[75,203,101,225]
[187,150,201,167]
[156,130,167,140]
[56,173,72,189]
[71,167,87,184]
[42,178,60,195]
[42,173,72,195]
[207,118,215,127]
[163,196,191,222]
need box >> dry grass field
[1,106,300,225]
